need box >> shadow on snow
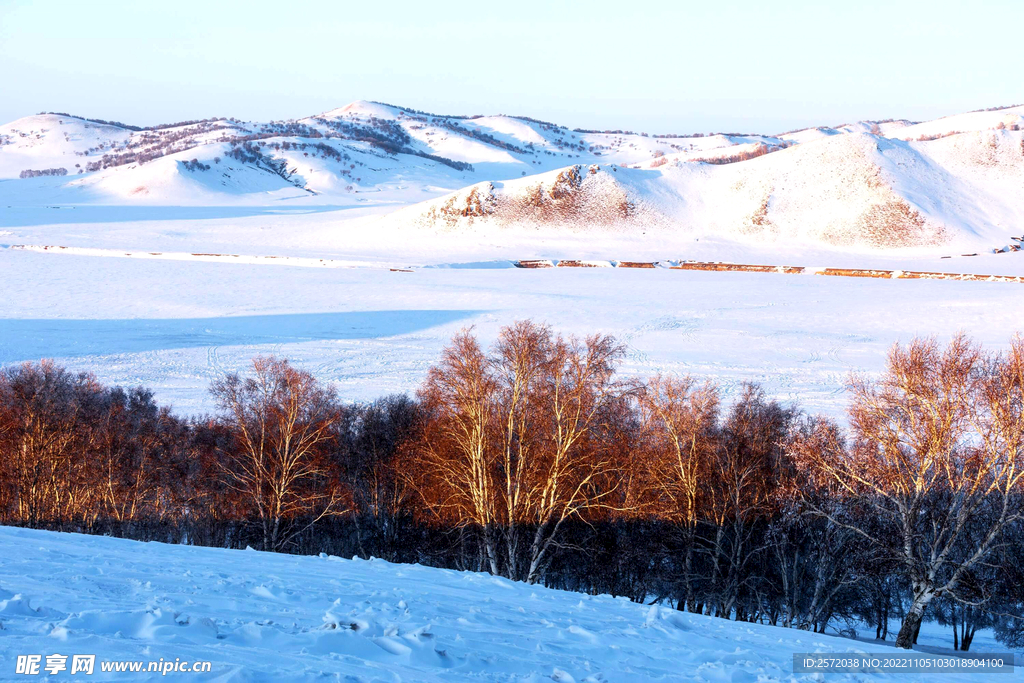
[0,310,480,362]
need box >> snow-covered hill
[0,526,1010,682]
[1,102,1022,251]
[389,125,1024,252]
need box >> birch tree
[523,332,626,584]
[807,335,1024,648]
[640,374,719,611]
[415,331,502,574]
[212,357,346,552]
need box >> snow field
[0,526,1013,682]
[2,246,1023,419]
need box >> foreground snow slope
[0,526,1010,682]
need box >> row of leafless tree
[19,167,68,178]
[1,324,1023,650]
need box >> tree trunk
[270,515,281,552]
[962,627,975,651]
[895,587,933,649]
[526,520,555,584]
[683,537,696,612]
[896,615,920,648]
[483,523,500,576]
[504,525,520,582]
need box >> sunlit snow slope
[2,102,1022,252]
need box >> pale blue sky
[1,0,1020,134]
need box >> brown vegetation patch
[497,165,636,227]
[740,192,777,239]
[692,142,781,165]
[816,268,895,279]
[513,259,554,268]
[416,164,659,232]
[857,198,948,248]
[670,262,803,274]
[421,183,497,228]
[556,260,612,268]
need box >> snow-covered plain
[0,526,1014,682]
[3,224,1023,418]
[3,198,1024,418]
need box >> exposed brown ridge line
[510,258,1024,282]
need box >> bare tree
[340,394,420,561]
[806,335,1024,648]
[0,361,98,527]
[703,385,794,619]
[212,357,346,552]
[415,331,501,574]
[412,323,628,583]
[640,374,719,611]
[91,387,168,532]
[522,331,627,584]
[492,321,551,580]
[4,328,1024,652]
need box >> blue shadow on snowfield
[0,310,480,363]
[0,205,358,228]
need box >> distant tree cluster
[312,116,411,153]
[413,151,473,172]
[508,114,566,130]
[181,159,211,172]
[693,142,790,165]
[573,128,638,135]
[19,167,67,178]
[968,103,1024,113]
[39,112,234,133]
[53,109,482,178]
[373,101,476,121]
[914,131,966,142]
[435,119,528,154]
[308,117,472,170]
[2,327,1023,651]
[225,142,292,181]
[84,120,234,171]
[268,140,351,164]
[39,112,143,131]
[144,117,228,131]
[383,105,537,157]
[913,123,1020,142]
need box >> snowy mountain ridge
[2,101,1023,251]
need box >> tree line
[1,322,1022,651]
[19,167,68,178]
